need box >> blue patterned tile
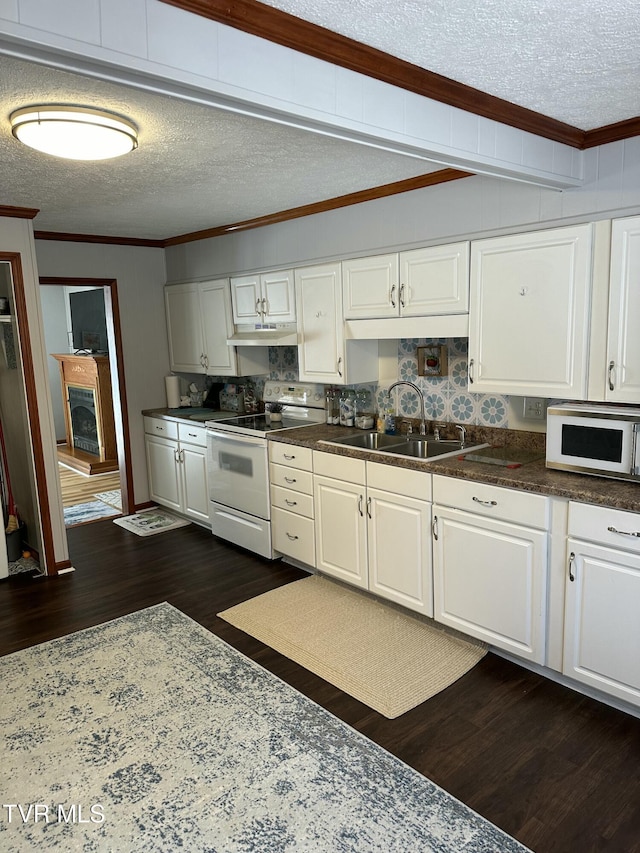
[478,395,509,427]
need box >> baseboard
[491,647,640,721]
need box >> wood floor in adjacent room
[1,519,639,853]
[57,463,121,508]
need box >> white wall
[165,140,640,283]
[40,286,69,441]
[34,242,168,505]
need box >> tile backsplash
[198,337,512,428]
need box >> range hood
[227,326,299,347]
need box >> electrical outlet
[522,397,546,420]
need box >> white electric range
[205,381,325,558]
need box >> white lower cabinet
[563,502,640,708]
[432,475,548,663]
[313,452,433,616]
[144,418,210,525]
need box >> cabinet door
[165,283,206,373]
[145,434,181,512]
[400,242,469,316]
[180,442,210,524]
[296,263,346,383]
[367,487,433,616]
[563,539,640,707]
[468,224,592,397]
[314,474,367,588]
[433,505,547,663]
[261,270,296,323]
[342,254,398,319]
[200,279,238,376]
[606,217,640,403]
[230,274,261,324]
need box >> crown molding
[33,231,165,248]
[164,169,473,246]
[0,205,39,219]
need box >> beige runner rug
[218,574,487,718]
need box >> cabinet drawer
[313,450,365,483]
[569,502,640,554]
[271,484,314,519]
[144,416,178,441]
[433,474,548,529]
[270,464,313,495]
[269,442,313,470]
[272,507,315,566]
[177,422,207,447]
[366,461,432,501]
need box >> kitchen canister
[165,374,180,409]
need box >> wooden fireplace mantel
[52,354,118,475]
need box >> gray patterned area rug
[0,603,531,853]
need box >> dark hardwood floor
[2,519,640,852]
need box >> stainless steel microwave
[546,403,640,482]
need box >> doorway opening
[39,277,132,527]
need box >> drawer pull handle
[155,425,164,431]
[286,532,299,541]
[284,453,295,460]
[284,477,297,484]
[568,551,576,582]
[472,496,497,507]
[607,525,640,538]
[285,499,297,506]
[188,433,197,437]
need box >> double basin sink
[322,431,487,460]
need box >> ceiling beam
[159,0,586,148]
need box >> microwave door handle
[632,423,640,476]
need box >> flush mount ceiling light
[10,105,138,160]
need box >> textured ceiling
[263,0,640,131]
[1,0,639,241]
[0,56,439,240]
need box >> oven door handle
[206,429,266,448]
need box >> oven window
[561,424,623,462]
[219,452,253,477]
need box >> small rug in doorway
[113,507,190,536]
[219,574,488,718]
[92,489,122,510]
[0,603,529,852]
[63,499,120,527]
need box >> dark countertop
[268,423,640,514]
[142,407,237,424]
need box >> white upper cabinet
[165,282,205,374]
[468,224,593,398]
[230,269,296,325]
[604,216,640,403]
[342,243,470,320]
[296,262,378,385]
[165,279,268,377]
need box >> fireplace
[52,354,117,475]
[68,386,99,456]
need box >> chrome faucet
[387,381,427,435]
[455,424,467,447]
